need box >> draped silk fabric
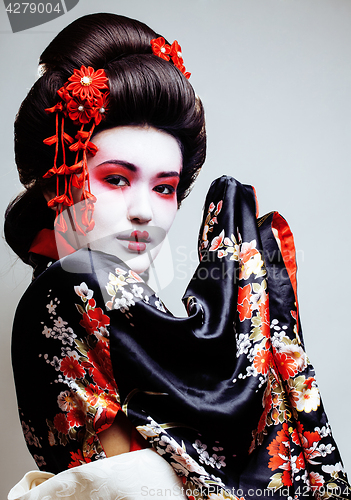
[8,449,186,500]
[12,177,350,499]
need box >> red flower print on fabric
[94,402,119,433]
[267,423,293,486]
[237,284,251,305]
[79,312,99,335]
[84,341,117,391]
[254,349,271,375]
[258,302,270,338]
[237,298,252,322]
[60,356,86,380]
[85,384,104,407]
[68,449,91,469]
[53,413,69,434]
[88,308,110,328]
[309,471,325,489]
[209,230,225,251]
[274,352,298,381]
[67,408,85,428]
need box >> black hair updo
[5,13,206,263]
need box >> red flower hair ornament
[150,37,191,79]
[43,66,110,235]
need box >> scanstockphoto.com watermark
[140,484,351,498]
[140,483,350,500]
[140,485,282,497]
[3,0,79,33]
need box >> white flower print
[239,240,265,280]
[198,450,211,465]
[172,453,208,475]
[296,386,320,413]
[193,439,207,454]
[108,272,128,290]
[42,325,52,338]
[114,289,135,313]
[115,267,127,275]
[159,435,172,447]
[131,284,144,299]
[50,356,61,371]
[280,343,307,371]
[155,299,166,312]
[60,347,79,359]
[315,425,331,438]
[210,454,226,469]
[74,282,94,300]
[317,443,335,457]
[46,300,57,315]
[136,417,164,439]
[271,330,286,350]
[54,317,67,329]
[321,462,344,474]
[236,333,251,357]
[246,365,257,377]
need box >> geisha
[5,12,350,500]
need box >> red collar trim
[29,228,75,261]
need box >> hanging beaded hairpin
[43,65,110,235]
[150,37,191,79]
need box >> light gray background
[1,0,350,497]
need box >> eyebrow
[97,160,180,178]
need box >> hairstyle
[5,13,206,263]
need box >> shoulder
[11,249,123,354]
[16,248,122,312]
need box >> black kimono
[12,177,350,499]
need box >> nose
[126,188,153,225]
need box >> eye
[153,184,175,195]
[104,175,129,187]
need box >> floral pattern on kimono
[12,176,350,500]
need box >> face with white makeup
[67,125,182,274]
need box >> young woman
[5,12,350,500]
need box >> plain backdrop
[1,0,350,497]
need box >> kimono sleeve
[11,258,121,474]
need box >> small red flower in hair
[150,37,171,60]
[151,38,191,79]
[67,97,95,125]
[170,40,184,66]
[66,66,108,100]
[93,92,110,126]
